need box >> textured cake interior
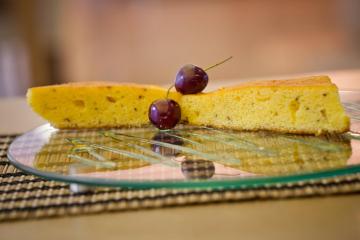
[181,76,349,134]
[27,82,181,128]
[27,76,350,134]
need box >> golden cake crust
[31,81,166,90]
[210,76,335,94]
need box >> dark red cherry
[148,99,181,130]
[175,64,208,94]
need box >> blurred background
[0,0,360,97]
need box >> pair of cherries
[148,56,232,130]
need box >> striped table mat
[1,134,360,222]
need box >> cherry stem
[204,56,233,72]
[166,84,174,99]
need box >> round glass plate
[7,91,360,189]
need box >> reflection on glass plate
[7,91,360,189]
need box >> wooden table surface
[1,71,360,240]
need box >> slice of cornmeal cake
[181,75,349,134]
[27,82,181,129]
[27,76,350,134]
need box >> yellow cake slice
[27,76,350,134]
[181,75,349,134]
[27,82,181,128]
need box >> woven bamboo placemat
[1,134,360,222]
